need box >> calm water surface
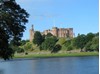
[0,56,98,74]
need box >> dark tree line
[64,32,99,52]
[32,31,99,52]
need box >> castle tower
[30,25,34,42]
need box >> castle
[30,25,74,42]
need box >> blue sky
[16,0,99,40]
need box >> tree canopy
[33,31,44,46]
[40,36,58,50]
[0,0,29,60]
[73,34,87,51]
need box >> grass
[14,52,99,59]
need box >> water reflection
[0,56,99,74]
[0,69,4,74]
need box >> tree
[85,36,99,52]
[95,32,99,36]
[0,0,29,60]
[20,40,29,46]
[33,31,44,46]
[86,33,95,42]
[85,41,93,52]
[90,36,99,51]
[40,36,58,50]
[74,34,87,51]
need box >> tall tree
[33,31,44,46]
[86,33,95,42]
[0,0,29,60]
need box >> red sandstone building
[30,25,74,42]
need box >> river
[0,56,98,74]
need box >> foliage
[40,36,58,50]
[0,47,14,60]
[12,32,99,55]
[95,32,99,36]
[0,0,29,60]
[63,38,76,50]
[20,40,29,46]
[67,45,73,51]
[85,42,93,51]
[64,40,71,47]
[86,33,95,43]
[85,35,99,52]
[24,42,33,51]
[16,47,24,53]
[90,36,99,51]
[33,31,44,46]
[57,38,66,45]
[73,34,87,51]
[51,44,62,53]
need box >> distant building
[29,25,74,42]
[29,25,34,42]
[43,27,73,38]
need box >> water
[0,56,98,74]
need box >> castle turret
[30,25,34,42]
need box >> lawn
[14,52,99,59]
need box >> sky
[16,0,99,40]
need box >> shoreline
[14,52,99,59]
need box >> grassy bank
[14,52,99,59]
